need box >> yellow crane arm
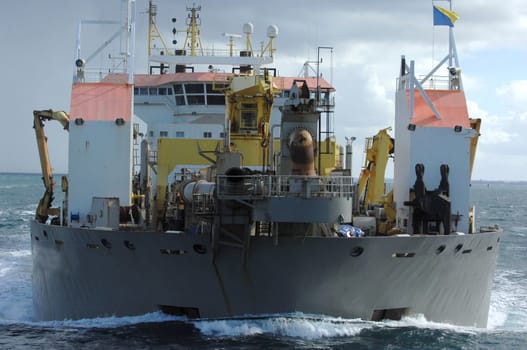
[469,118,481,180]
[357,128,393,210]
[33,110,70,223]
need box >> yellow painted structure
[319,136,341,176]
[358,128,393,208]
[154,73,277,226]
[469,118,481,180]
[33,110,70,223]
[153,71,341,226]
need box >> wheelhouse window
[203,131,212,138]
[160,131,168,137]
[187,95,205,105]
[206,83,226,105]
[207,95,225,105]
[173,84,184,94]
[185,84,204,94]
[175,96,186,105]
[175,131,184,138]
[185,83,205,105]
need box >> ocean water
[1,173,526,349]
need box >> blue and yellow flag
[433,5,459,27]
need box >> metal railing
[397,75,450,91]
[216,175,353,200]
[419,75,450,90]
[192,193,215,215]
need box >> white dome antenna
[242,22,254,54]
[266,25,278,38]
[243,22,254,34]
[261,25,278,58]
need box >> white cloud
[467,100,515,145]
[467,94,527,180]
[496,80,527,111]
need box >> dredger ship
[30,1,501,327]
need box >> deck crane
[33,110,70,224]
[357,127,396,234]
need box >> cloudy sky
[1,0,526,181]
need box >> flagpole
[432,0,462,89]
[448,0,453,68]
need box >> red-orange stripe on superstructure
[409,89,470,128]
[70,83,132,122]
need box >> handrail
[216,174,353,200]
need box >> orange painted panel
[70,83,132,121]
[409,89,470,128]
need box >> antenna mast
[148,1,169,57]
[182,5,204,56]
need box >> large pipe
[288,128,316,176]
[181,180,215,203]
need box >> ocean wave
[193,311,523,340]
[193,313,369,339]
[0,309,522,341]
[386,314,480,334]
[488,269,527,331]
[0,250,31,258]
[0,311,185,329]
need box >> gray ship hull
[30,220,500,327]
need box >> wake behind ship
[30,1,501,327]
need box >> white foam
[0,311,185,329]
[0,249,31,258]
[194,313,371,339]
[487,269,527,331]
[43,312,185,329]
[382,314,479,335]
[0,266,11,278]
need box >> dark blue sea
[1,173,526,349]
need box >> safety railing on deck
[397,74,451,91]
[216,175,353,200]
[419,75,450,90]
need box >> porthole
[43,230,48,238]
[454,244,463,253]
[124,240,136,251]
[193,244,207,254]
[350,246,364,257]
[101,239,112,249]
[436,245,446,255]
